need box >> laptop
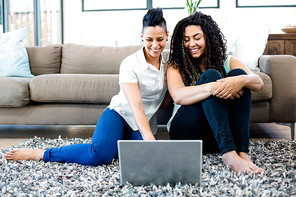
[117,140,202,186]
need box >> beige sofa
[0,44,295,139]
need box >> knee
[227,68,251,94]
[87,145,114,166]
[227,68,247,77]
[87,157,101,166]
[199,69,222,84]
[87,153,113,166]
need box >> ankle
[33,149,45,160]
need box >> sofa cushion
[26,45,62,75]
[61,43,142,74]
[251,71,272,102]
[0,77,30,107]
[30,74,120,103]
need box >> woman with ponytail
[5,8,169,166]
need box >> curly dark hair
[169,12,227,85]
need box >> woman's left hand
[213,76,245,99]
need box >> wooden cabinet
[263,34,296,56]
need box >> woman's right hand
[143,133,156,140]
[233,90,243,99]
[213,76,245,99]
[122,83,156,141]
[209,82,243,100]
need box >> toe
[256,168,265,174]
[249,163,264,174]
[4,155,12,160]
[251,163,261,171]
[4,151,17,160]
[4,153,10,158]
[6,149,17,155]
[11,149,19,153]
[244,167,253,174]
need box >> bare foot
[222,151,263,174]
[4,148,45,161]
[239,152,264,174]
[238,152,253,162]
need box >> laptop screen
[118,140,202,186]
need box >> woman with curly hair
[167,12,264,174]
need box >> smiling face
[183,25,206,59]
[142,25,168,61]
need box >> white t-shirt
[109,47,169,134]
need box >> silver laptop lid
[118,140,202,186]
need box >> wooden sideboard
[263,34,296,56]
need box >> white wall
[63,0,296,46]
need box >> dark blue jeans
[43,108,143,166]
[169,69,251,155]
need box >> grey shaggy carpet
[0,137,295,196]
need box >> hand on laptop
[143,133,156,140]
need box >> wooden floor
[0,123,294,150]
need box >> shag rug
[0,137,295,196]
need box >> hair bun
[142,8,167,32]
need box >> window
[8,0,34,45]
[40,0,62,46]
[83,0,147,11]
[82,0,220,12]
[153,0,219,9]
[1,0,62,46]
[153,0,184,8]
[0,0,2,33]
[236,0,296,8]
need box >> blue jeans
[169,69,251,155]
[43,108,143,166]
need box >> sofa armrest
[259,55,296,122]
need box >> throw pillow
[232,26,271,71]
[226,38,238,56]
[0,28,34,77]
[223,28,239,56]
